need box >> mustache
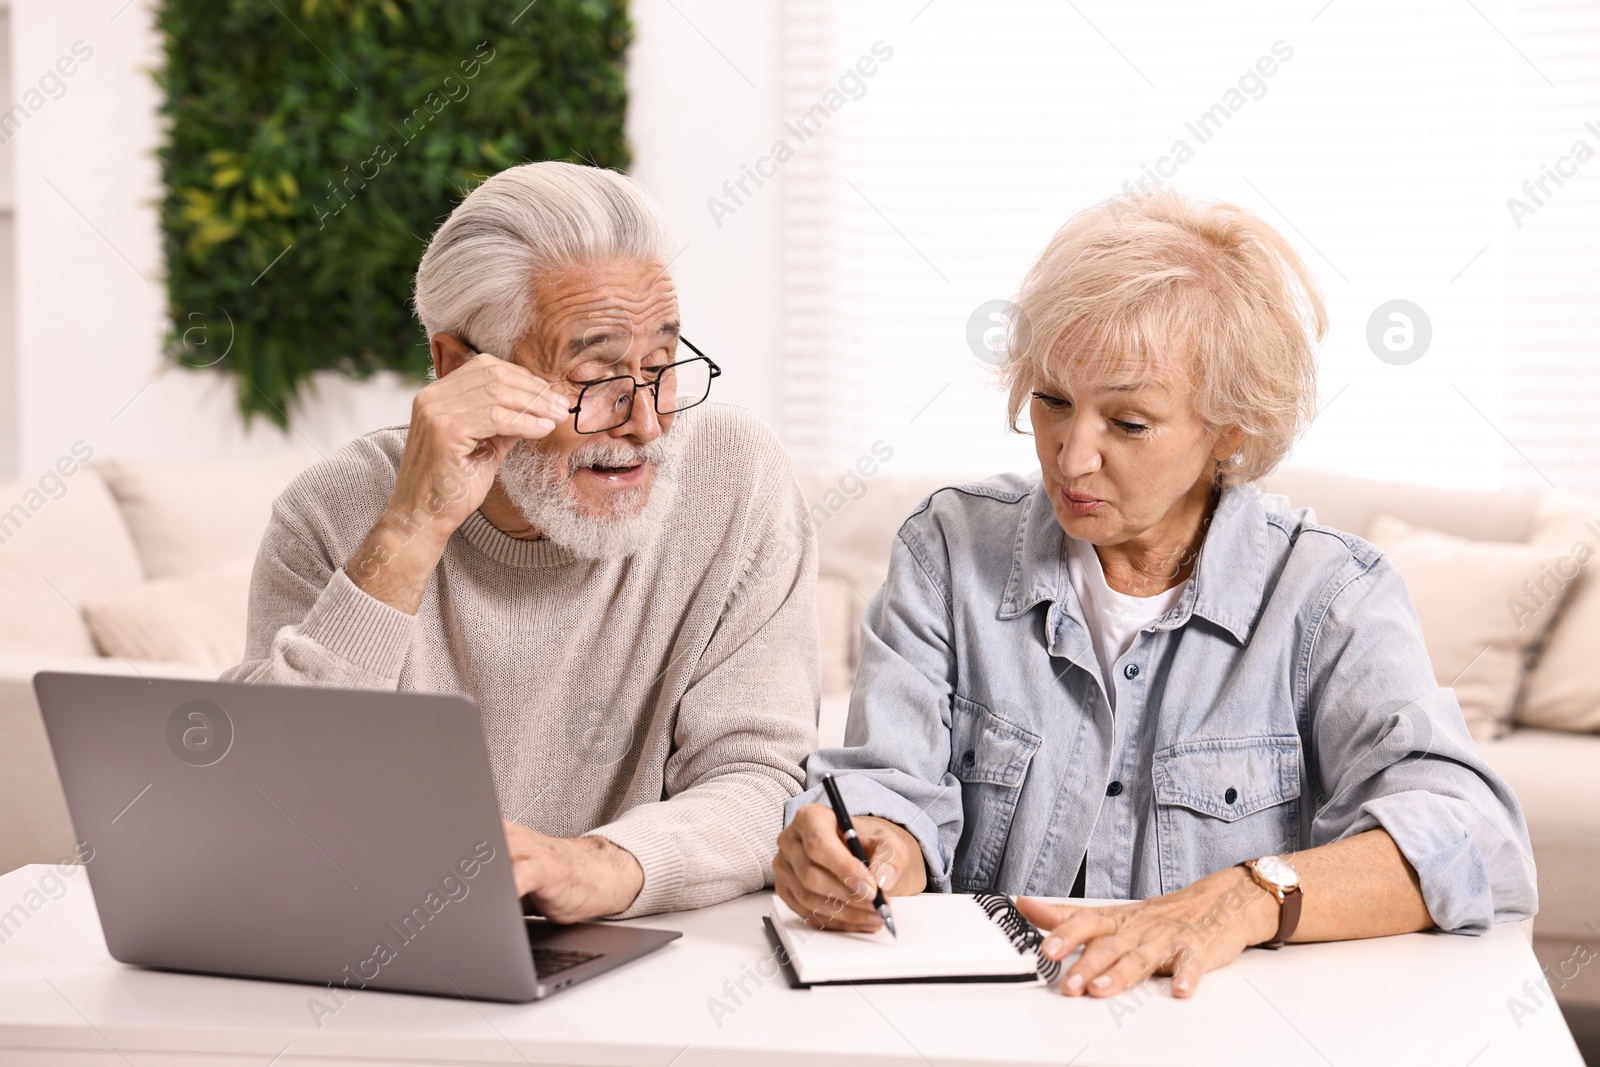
[568,440,668,474]
[520,436,673,477]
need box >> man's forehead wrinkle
[519,264,679,375]
[552,287,675,312]
[561,297,675,334]
[543,292,678,337]
[536,272,677,315]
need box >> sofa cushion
[799,471,955,591]
[817,575,857,695]
[93,455,308,580]
[0,652,221,875]
[1259,467,1540,542]
[1368,515,1571,741]
[798,471,955,696]
[1477,728,1600,942]
[819,691,851,751]
[1518,490,1600,732]
[80,560,254,669]
[0,468,145,657]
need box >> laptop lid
[34,672,540,1002]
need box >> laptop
[33,672,680,1003]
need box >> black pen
[820,773,897,938]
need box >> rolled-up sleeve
[785,526,966,891]
[1305,554,1538,933]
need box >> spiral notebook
[763,893,1062,988]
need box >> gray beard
[494,426,683,561]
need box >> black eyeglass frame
[457,334,723,434]
[564,335,722,434]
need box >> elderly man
[225,161,818,921]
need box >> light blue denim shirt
[788,475,1538,934]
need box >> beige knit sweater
[222,404,820,918]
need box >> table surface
[0,864,1582,1067]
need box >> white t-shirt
[1065,538,1188,711]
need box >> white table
[0,864,1581,1066]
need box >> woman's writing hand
[774,805,927,932]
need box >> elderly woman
[774,189,1536,997]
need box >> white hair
[413,161,677,363]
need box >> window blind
[779,0,1600,494]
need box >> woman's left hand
[1015,865,1276,998]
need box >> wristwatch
[1240,855,1302,949]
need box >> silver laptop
[34,672,680,1003]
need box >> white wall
[626,0,783,430]
[2,0,784,479]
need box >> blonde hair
[1002,188,1325,485]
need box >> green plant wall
[156,0,631,425]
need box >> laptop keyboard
[532,947,603,978]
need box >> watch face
[1255,854,1300,889]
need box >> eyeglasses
[566,336,722,434]
[459,334,722,434]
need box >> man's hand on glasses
[348,351,569,613]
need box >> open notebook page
[768,894,1039,984]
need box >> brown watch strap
[1263,885,1302,950]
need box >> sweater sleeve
[220,511,417,690]
[585,463,820,918]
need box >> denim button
[962,749,976,768]
[1106,780,1123,797]
[1123,663,1140,679]
[1225,786,1239,804]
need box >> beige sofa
[2,456,1597,1029]
[0,455,306,872]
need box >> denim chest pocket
[1151,737,1302,895]
[948,695,1040,891]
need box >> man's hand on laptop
[501,819,645,922]
[348,350,569,614]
